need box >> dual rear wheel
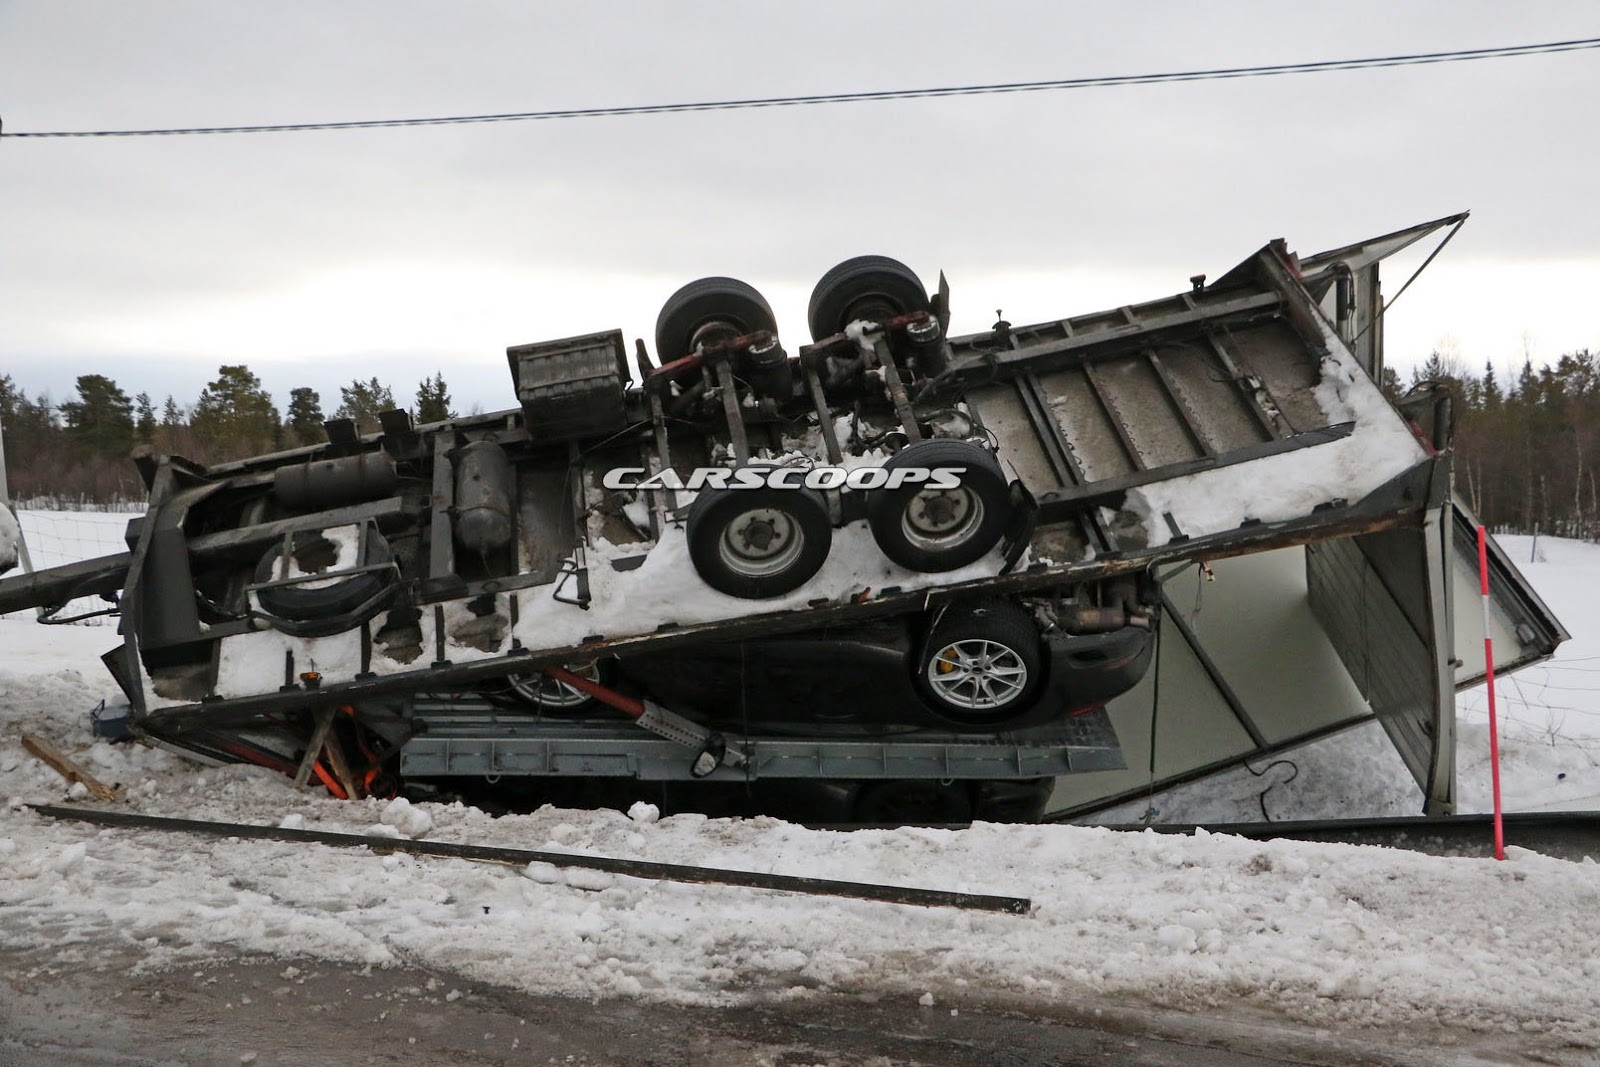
[684,439,1011,600]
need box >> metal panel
[1046,596,1257,814]
[1184,547,1374,741]
[966,382,1068,491]
[403,706,1125,782]
[1304,516,1457,814]
[1448,503,1569,686]
[1049,547,1384,820]
[1035,367,1136,481]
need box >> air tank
[273,452,398,511]
[454,440,515,555]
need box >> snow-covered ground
[3,513,1600,1057]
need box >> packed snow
[3,512,1600,1058]
[1128,322,1426,549]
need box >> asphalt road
[0,947,1567,1067]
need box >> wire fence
[1,510,132,626]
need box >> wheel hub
[903,487,982,549]
[719,507,804,578]
[926,639,1027,710]
[508,662,600,709]
[740,518,779,552]
[914,491,964,531]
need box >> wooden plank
[293,707,336,789]
[320,719,361,800]
[21,734,120,801]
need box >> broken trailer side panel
[1448,500,1569,686]
[1045,544,1383,820]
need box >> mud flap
[999,481,1038,575]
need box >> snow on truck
[0,213,1567,822]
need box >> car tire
[253,526,397,634]
[807,255,929,342]
[686,478,832,599]
[655,276,777,364]
[915,600,1043,727]
[502,661,609,712]
[867,439,1010,572]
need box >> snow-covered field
[3,512,1600,1058]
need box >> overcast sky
[3,2,1598,417]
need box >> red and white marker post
[1476,525,1506,861]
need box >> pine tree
[134,392,157,444]
[334,377,397,434]
[1481,361,1503,409]
[286,387,325,446]
[191,365,280,458]
[59,375,135,458]
[414,371,454,423]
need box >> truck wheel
[253,526,397,633]
[687,480,832,599]
[655,276,777,363]
[807,255,929,341]
[916,600,1043,726]
[867,439,1010,572]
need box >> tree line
[1384,348,1600,539]
[4,351,1599,538]
[0,366,454,506]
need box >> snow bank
[2,757,1599,1047]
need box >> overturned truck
[0,213,1566,821]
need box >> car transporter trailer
[0,212,1566,822]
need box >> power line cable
[3,35,1598,139]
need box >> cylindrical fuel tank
[454,439,514,554]
[274,452,398,511]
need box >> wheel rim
[718,507,804,578]
[925,638,1028,710]
[508,663,600,709]
[900,486,984,552]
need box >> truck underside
[0,212,1566,821]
